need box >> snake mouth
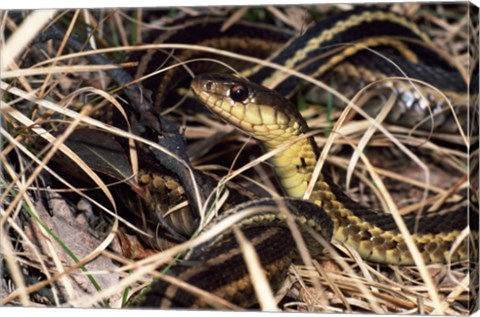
[191,73,230,118]
[190,74,208,96]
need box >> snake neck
[263,134,346,223]
[263,134,355,243]
[263,135,319,199]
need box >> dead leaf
[23,191,120,305]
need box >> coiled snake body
[191,73,472,265]
[137,7,477,309]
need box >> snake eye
[229,85,249,102]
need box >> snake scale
[130,6,478,309]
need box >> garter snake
[190,72,473,264]
[132,7,477,309]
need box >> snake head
[191,73,308,142]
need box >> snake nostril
[205,81,214,91]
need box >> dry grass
[0,3,476,314]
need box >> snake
[133,9,472,137]
[132,7,477,309]
[190,72,472,264]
